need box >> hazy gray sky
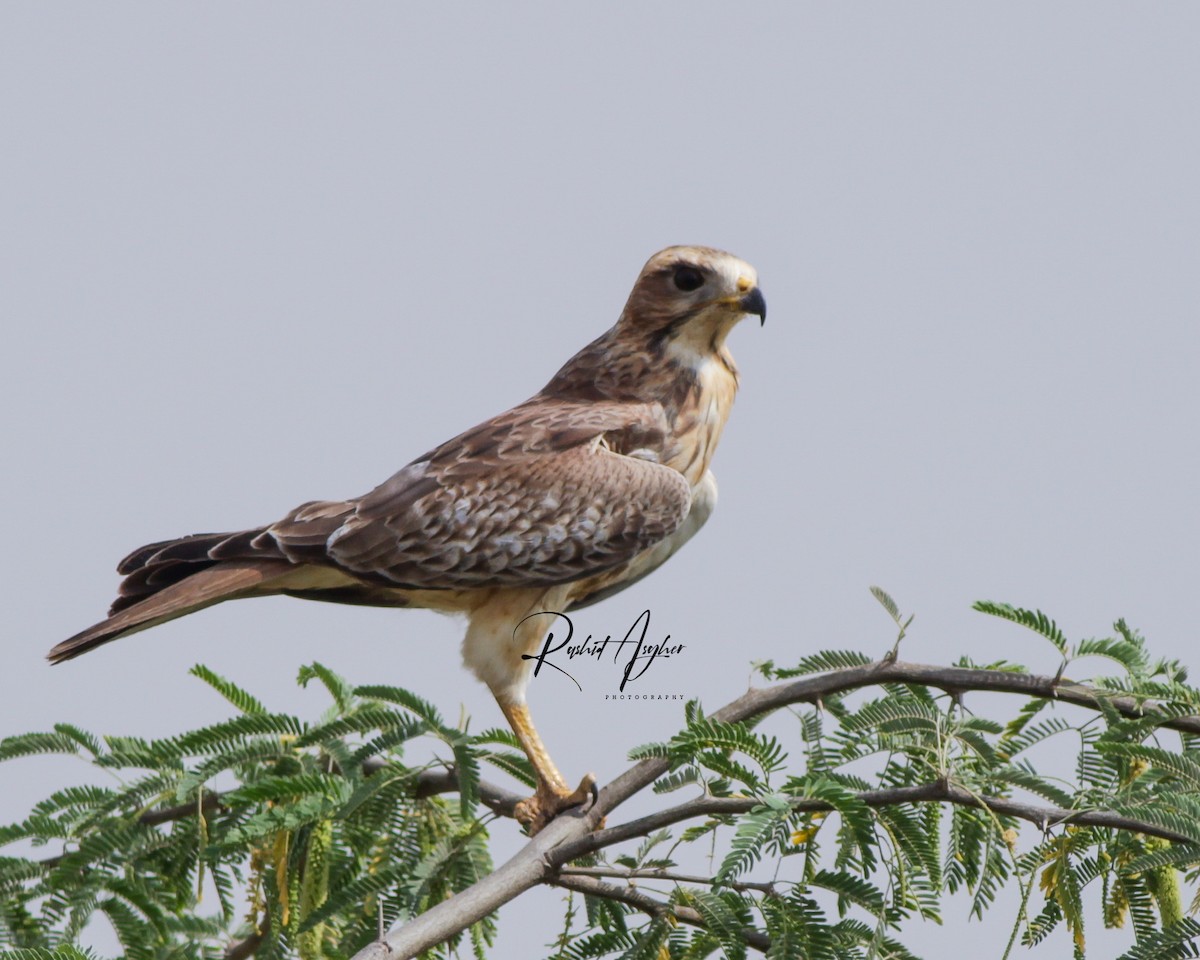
[2,5,1198,956]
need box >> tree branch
[550,874,772,954]
[723,659,1200,737]
[558,865,777,895]
[410,765,524,817]
[562,780,1195,862]
[223,918,267,960]
[132,765,523,830]
[140,790,224,826]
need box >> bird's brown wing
[277,398,692,589]
[49,398,690,663]
[105,398,678,604]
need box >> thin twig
[558,865,777,895]
[141,790,224,826]
[550,874,772,954]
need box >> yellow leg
[499,700,595,833]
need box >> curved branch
[722,660,1200,737]
[550,874,772,954]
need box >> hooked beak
[739,286,767,326]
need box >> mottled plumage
[51,245,766,831]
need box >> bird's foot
[514,773,598,834]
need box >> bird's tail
[48,558,293,664]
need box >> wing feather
[323,443,690,588]
[104,397,690,610]
[266,397,690,590]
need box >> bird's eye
[672,265,705,292]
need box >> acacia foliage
[2,597,1200,959]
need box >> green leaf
[681,889,747,960]
[1074,637,1149,675]
[870,586,901,624]
[617,917,672,960]
[716,794,792,885]
[477,749,536,788]
[293,705,422,748]
[400,825,485,907]
[1109,801,1200,844]
[354,684,445,729]
[210,787,351,852]
[763,650,872,680]
[174,737,296,798]
[298,857,412,932]
[297,662,355,713]
[652,766,704,795]
[223,773,348,805]
[171,713,302,755]
[189,664,268,715]
[1115,918,1200,960]
[1124,843,1200,875]
[985,763,1075,808]
[0,732,84,762]
[448,737,481,819]
[631,717,786,781]
[840,697,940,736]
[99,896,154,960]
[348,718,431,765]
[49,724,103,759]
[997,710,1072,760]
[810,868,886,917]
[973,600,1067,654]
[1100,742,1200,788]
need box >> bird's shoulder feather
[293,396,689,589]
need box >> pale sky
[2,5,1198,957]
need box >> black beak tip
[739,287,767,326]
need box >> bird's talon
[515,774,597,834]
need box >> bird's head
[618,245,766,359]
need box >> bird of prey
[50,245,766,832]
